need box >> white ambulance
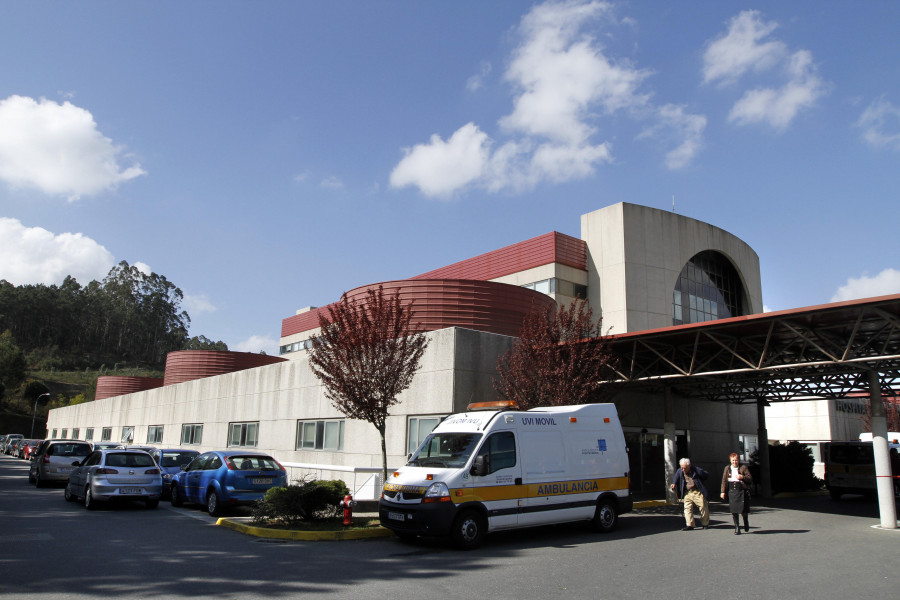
[379,401,632,549]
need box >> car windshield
[408,433,482,468]
[159,452,197,468]
[105,453,156,468]
[231,456,281,471]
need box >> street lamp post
[31,393,50,439]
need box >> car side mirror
[471,455,488,477]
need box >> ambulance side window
[477,432,517,474]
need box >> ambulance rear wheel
[591,499,618,533]
[451,509,486,550]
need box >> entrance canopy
[601,294,900,403]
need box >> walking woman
[720,452,752,534]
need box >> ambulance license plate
[388,511,405,522]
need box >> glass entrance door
[624,428,687,494]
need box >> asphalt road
[1,454,897,599]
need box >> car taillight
[43,455,50,463]
[274,460,285,471]
[145,468,160,475]
[223,457,237,470]
[95,468,119,475]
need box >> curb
[216,518,394,541]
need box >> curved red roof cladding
[95,376,164,401]
[412,232,586,280]
[281,279,556,338]
[163,351,288,386]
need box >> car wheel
[170,484,183,507]
[206,490,221,517]
[451,509,486,550]
[64,484,76,502]
[829,488,842,501]
[145,499,159,509]
[85,486,98,510]
[591,499,618,533]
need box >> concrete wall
[581,202,763,334]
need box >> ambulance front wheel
[591,499,618,533]
[451,509,486,550]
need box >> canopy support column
[664,386,677,503]
[757,399,771,499]
[867,370,897,529]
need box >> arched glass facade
[673,251,745,325]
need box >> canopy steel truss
[599,294,900,403]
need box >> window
[738,434,758,462]
[181,424,203,445]
[72,428,80,440]
[229,422,259,448]
[280,339,313,355]
[407,416,443,456]
[521,278,587,300]
[85,428,94,441]
[475,431,517,474]
[121,426,135,444]
[296,420,344,451]
[51,429,58,438]
[61,429,68,439]
[147,425,164,444]
[101,427,112,442]
[673,251,746,325]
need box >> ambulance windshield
[408,433,482,468]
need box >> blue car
[169,450,287,516]
[149,448,200,498]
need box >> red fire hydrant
[340,494,356,526]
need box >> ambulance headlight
[422,482,451,503]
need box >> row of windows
[280,338,314,355]
[673,251,744,326]
[521,277,587,299]
[48,416,446,454]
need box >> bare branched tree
[307,286,429,481]
[493,300,616,410]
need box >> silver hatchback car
[65,449,163,509]
[29,440,93,487]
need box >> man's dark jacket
[672,465,710,500]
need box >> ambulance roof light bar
[466,400,519,412]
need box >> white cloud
[391,0,660,197]
[0,95,145,200]
[0,217,115,285]
[133,262,152,275]
[183,293,217,314]
[702,11,786,86]
[233,334,278,356]
[390,123,490,198]
[728,50,826,130]
[857,96,900,150]
[466,62,493,92]
[704,12,825,131]
[639,104,707,170]
[831,269,900,302]
[320,176,344,189]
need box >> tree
[860,395,900,433]
[307,286,429,482]
[493,300,616,410]
[0,330,26,396]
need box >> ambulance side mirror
[471,455,488,477]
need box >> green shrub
[251,478,349,526]
[750,441,822,493]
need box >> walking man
[670,457,710,530]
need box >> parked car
[29,440,93,487]
[3,434,23,454]
[91,442,124,450]
[65,449,163,509]
[148,448,200,498]
[170,450,287,516]
[23,440,42,460]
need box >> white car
[65,449,163,509]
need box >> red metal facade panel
[281,279,555,339]
[410,232,586,281]
[163,351,288,386]
[95,376,164,401]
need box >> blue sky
[1,1,899,355]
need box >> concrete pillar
[867,370,897,529]
[757,399,771,499]
[664,386,677,503]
